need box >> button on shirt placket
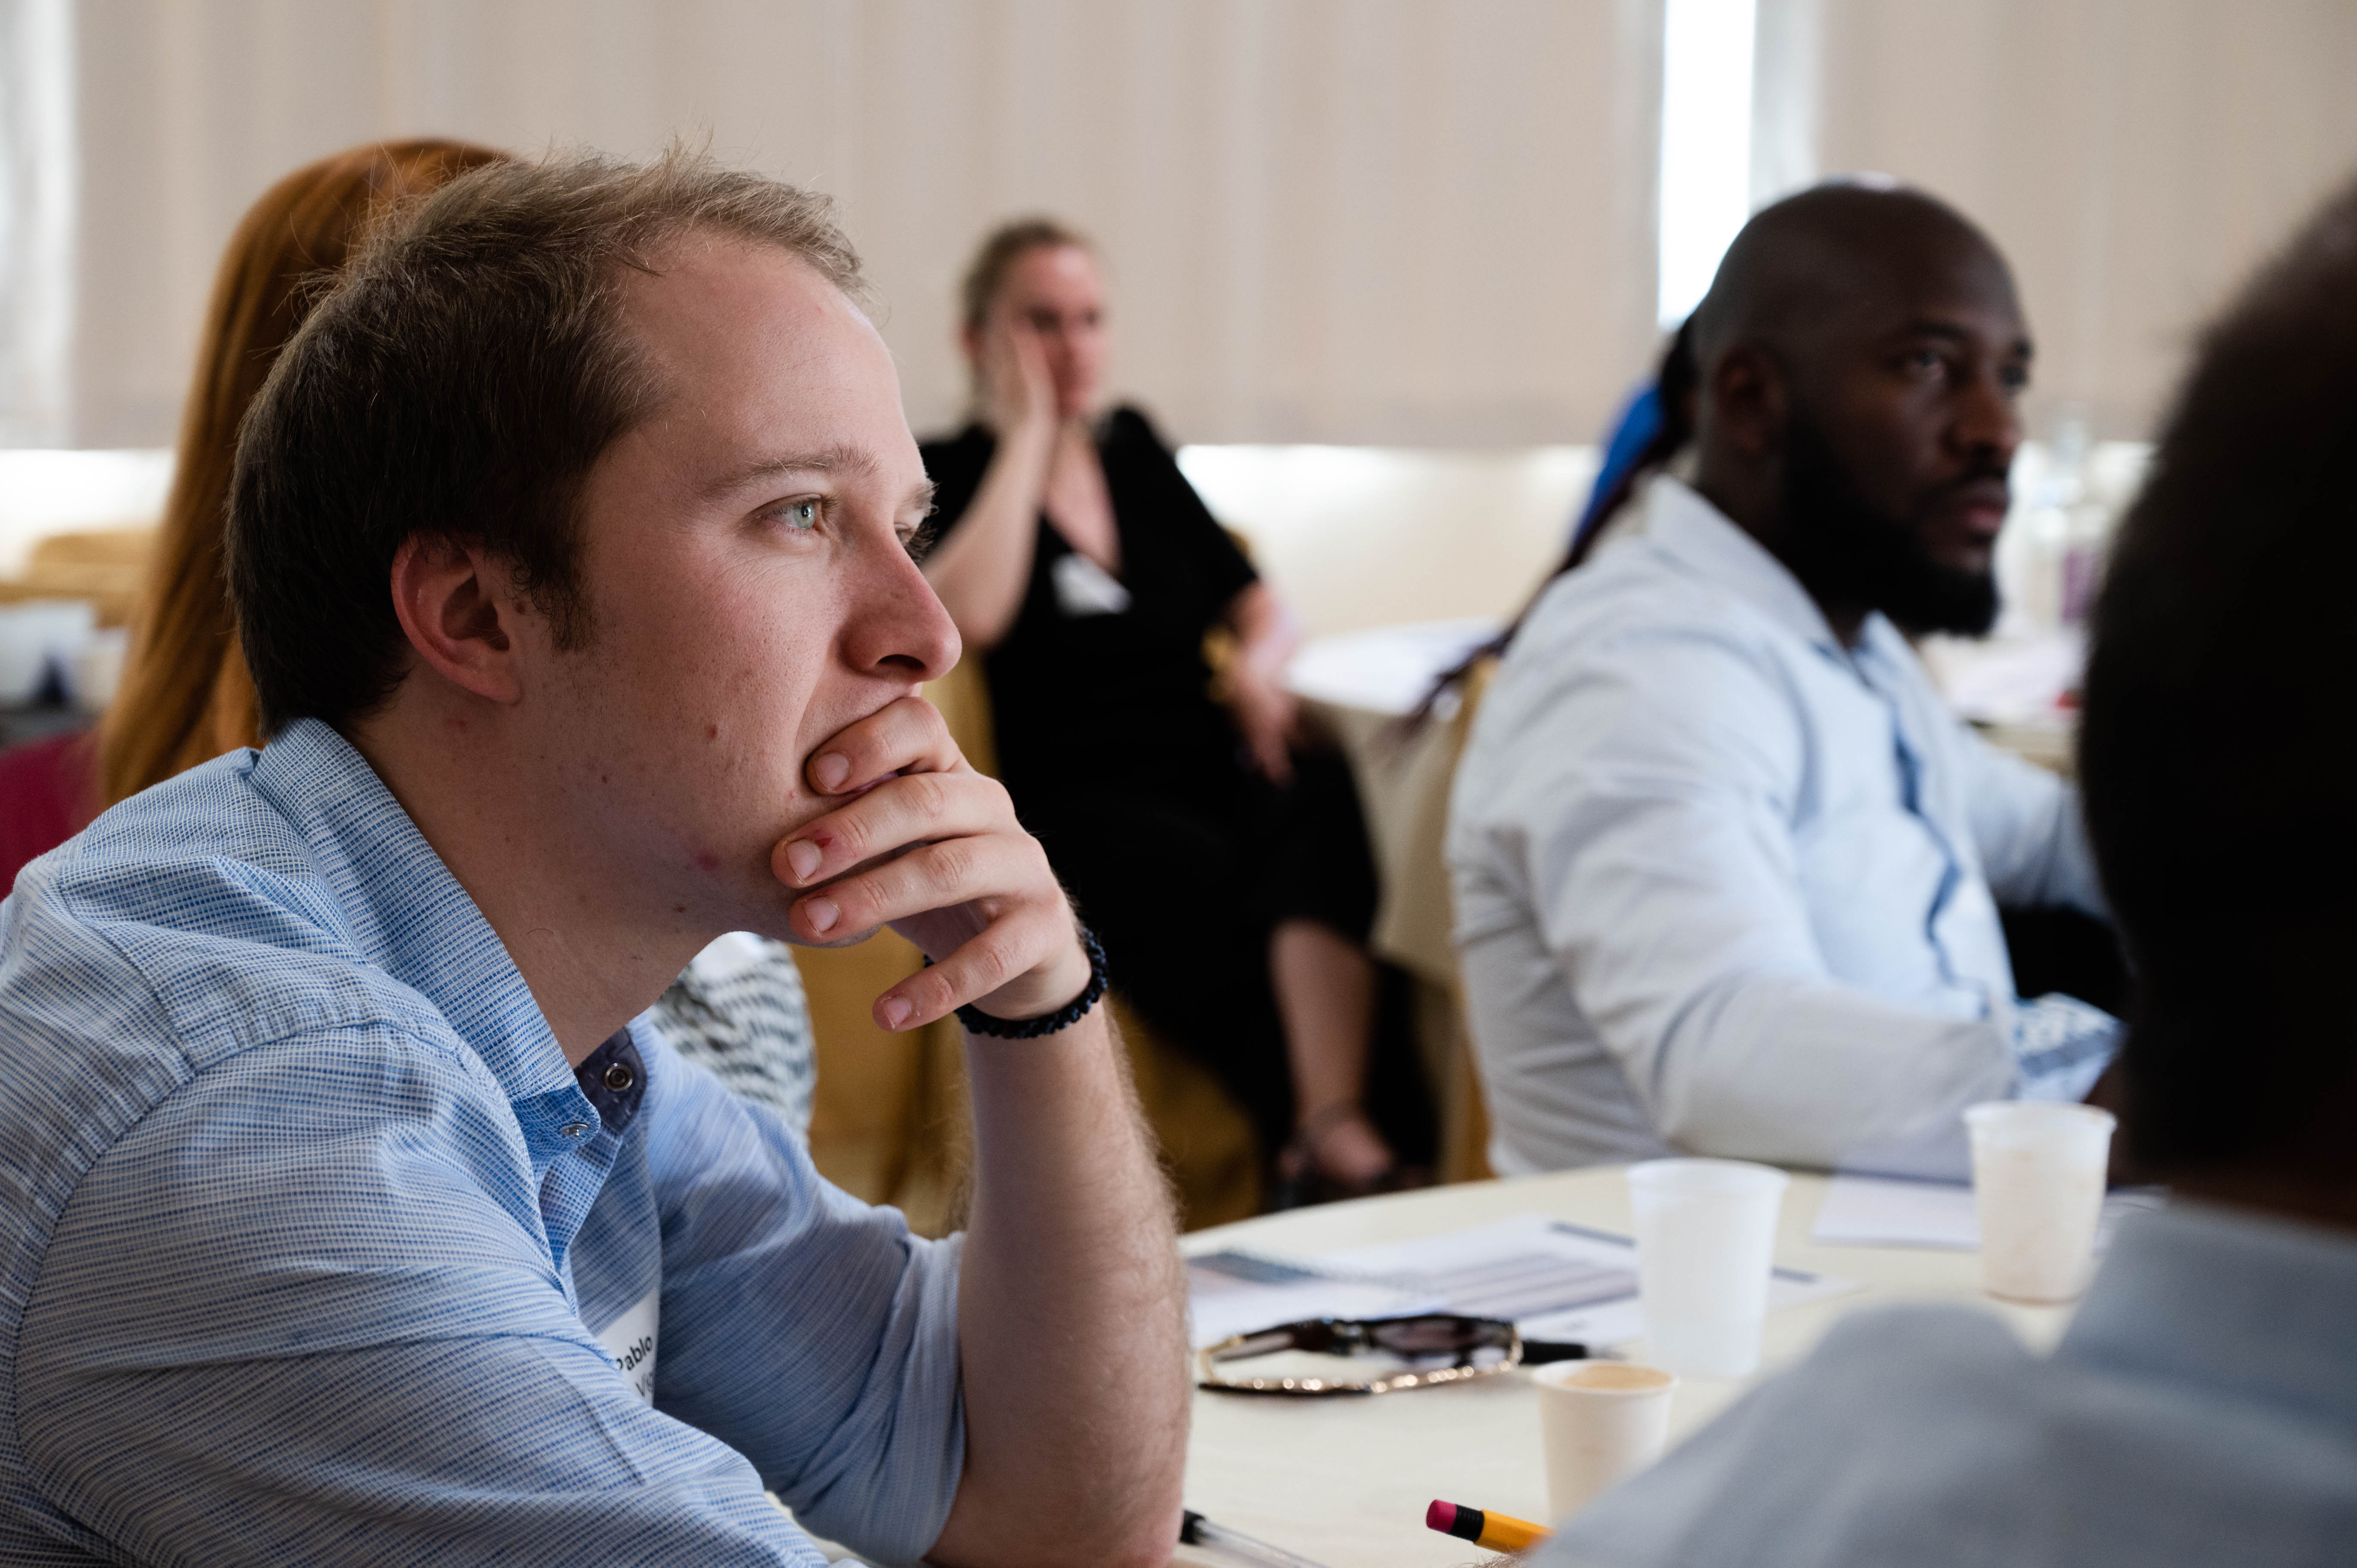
[528,1031,650,1290]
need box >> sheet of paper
[1187,1212,1858,1351]
[1812,1172,2168,1251]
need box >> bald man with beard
[1448,183,2119,1178]
[1527,172,2357,1568]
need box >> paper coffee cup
[1626,1158,1789,1377]
[1964,1101,2114,1304]
[1533,1360,1676,1519]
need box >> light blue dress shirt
[0,720,963,1567]
[1449,477,2116,1176]
[1538,1202,2357,1567]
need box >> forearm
[1627,971,2016,1172]
[924,422,1055,649]
[929,1006,1188,1568]
[770,706,1187,1567]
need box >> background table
[1171,1166,2072,1568]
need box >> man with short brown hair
[0,150,1185,1568]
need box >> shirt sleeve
[1487,626,2019,1170]
[1951,721,2110,917]
[15,1030,832,1568]
[633,1032,965,1565]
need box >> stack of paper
[1810,1173,2166,1251]
[1186,1212,1855,1352]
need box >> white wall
[1180,443,1596,639]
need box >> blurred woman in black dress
[919,219,1428,1201]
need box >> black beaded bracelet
[934,925,1110,1039]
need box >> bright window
[1657,0,1758,328]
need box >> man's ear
[388,535,526,705]
[1707,344,1790,461]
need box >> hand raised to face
[771,696,1091,1030]
[977,308,1057,439]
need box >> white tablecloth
[1172,1165,2072,1568]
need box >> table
[1171,1166,2072,1568]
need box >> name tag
[594,1287,660,1404]
[1052,552,1132,617]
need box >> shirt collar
[573,1028,647,1135]
[2060,1200,2357,1438]
[1641,476,1900,661]
[244,718,579,1120]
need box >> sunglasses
[1197,1313,1600,1396]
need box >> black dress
[922,408,1426,1161]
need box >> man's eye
[777,498,822,532]
[1903,348,1948,380]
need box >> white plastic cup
[1626,1158,1790,1377]
[1964,1101,2115,1304]
[1532,1360,1677,1519]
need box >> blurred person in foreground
[919,218,1429,1201]
[1449,183,2118,1178]
[1,138,818,1133]
[1535,173,2357,1568]
[0,150,1184,1567]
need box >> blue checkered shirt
[0,720,964,1566]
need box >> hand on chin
[769,696,1090,1028]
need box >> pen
[1521,1337,1613,1364]
[1428,1498,1553,1553]
[1180,1508,1338,1568]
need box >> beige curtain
[40,0,2357,450]
[59,0,1665,449]
[1803,0,2357,438]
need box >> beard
[1776,404,2002,637]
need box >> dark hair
[958,215,1093,336]
[1566,315,1700,571]
[2078,174,2357,1178]
[227,147,863,735]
